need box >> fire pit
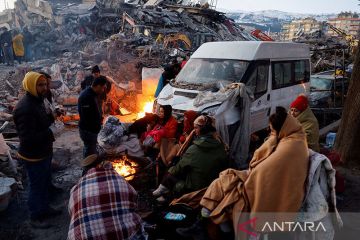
[109,154,153,182]
[112,155,138,181]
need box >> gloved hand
[49,120,64,138]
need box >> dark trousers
[79,129,98,158]
[2,45,13,65]
[23,155,52,219]
[15,55,22,64]
[161,172,179,190]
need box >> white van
[156,41,310,133]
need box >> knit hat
[290,95,308,112]
[22,71,44,97]
[183,110,198,134]
[194,115,207,127]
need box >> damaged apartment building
[0,0,262,115]
[0,0,263,213]
[6,0,259,57]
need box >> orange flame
[112,156,138,181]
[137,100,154,119]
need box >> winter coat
[297,107,320,152]
[13,92,55,161]
[12,34,24,57]
[296,150,343,240]
[78,87,103,134]
[163,116,178,139]
[168,134,227,192]
[0,30,12,46]
[22,30,33,46]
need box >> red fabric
[181,60,187,68]
[320,148,343,166]
[143,124,165,143]
[163,116,178,139]
[179,135,186,143]
[290,95,308,112]
[183,110,198,134]
[320,148,345,193]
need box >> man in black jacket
[0,27,14,65]
[13,72,61,228]
[78,76,108,158]
[80,65,101,91]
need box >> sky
[0,0,14,11]
[0,0,358,14]
[216,0,359,14]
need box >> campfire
[112,155,139,181]
[137,98,155,119]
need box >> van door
[244,60,271,133]
[270,60,310,113]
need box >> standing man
[0,27,14,66]
[22,27,34,62]
[12,29,24,64]
[13,72,61,228]
[154,59,181,97]
[80,65,101,91]
[78,76,107,158]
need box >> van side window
[272,60,310,89]
[295,60,310,83]
[273,62,292,88]
[247,64,269,98]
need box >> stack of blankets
[98,116,144,157]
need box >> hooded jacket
[168,133,227,192]
[12,34,24,57]
[296,107,320,152]
[13,72,55,161]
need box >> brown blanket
[200,115,309,236]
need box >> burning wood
[112,155,138,181]
[137,98,154,119]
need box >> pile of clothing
[98,116,144,157]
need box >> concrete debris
[0,0,296,183]
[293,29,354,73]
[0,176,16,211]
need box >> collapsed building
[0,0,261,118]
[0,0,263,189]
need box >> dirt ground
[0,128,83,240]
[1,129,360,239]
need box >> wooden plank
[319,119,341,137]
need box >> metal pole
[334,49,337,107]
[342,49,345,106]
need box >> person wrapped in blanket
[159,110,198,166]
[152,115,228,202]
[67,154,147,240]
[141,105,177,149]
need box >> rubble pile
[293,32,354,73]
[0,0,264,117]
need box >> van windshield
[175,58,249,87]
